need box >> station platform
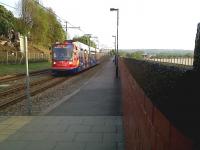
[0,58,124,150]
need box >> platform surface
[0,58,124,150]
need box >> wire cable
[35,1,85,34]
[0,1,92,39]
[0,2,17,9]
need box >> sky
[1,0,200,50]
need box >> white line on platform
[40,62,105,115]
[40,88,81,115]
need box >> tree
[119,51,127,57]
[131,51,144,59]
[73,36,96,48]
[0,1,65,47]
[18,0,65,47]
[0,5,15,37]
[193,23,200,71]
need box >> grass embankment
[0,62,51,76]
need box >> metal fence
[145,57,194,66]
[0,51,50,64]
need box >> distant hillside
[120,49,194,56]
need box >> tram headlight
[53,61,56,65]
[68,61,73,65]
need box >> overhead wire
[0,2,17,10]
[36,1,82,31]
[0,1,93,40]
[36,1,100,48]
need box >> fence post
[15,52,17,64]
[180,57,182,65]
[6,51,8,64]
[191,57,193,66]
[20,53,24,64]
[185,58,186,66]
[181,57,182,65]
[29,53,33,62]
[177,57,179,65]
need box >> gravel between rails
[0,57,109,116]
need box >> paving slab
[0,117,124,149]
[47,58,122,116]
[0,58,125,150]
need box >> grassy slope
[0,62,51,76]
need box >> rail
[0,69,50,84]
[0,77,68,109]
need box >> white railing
[145,57,193,66]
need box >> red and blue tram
[51,40,98,75]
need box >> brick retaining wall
[119,58,193,150]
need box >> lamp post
[110,8,119,78]
[112,35,116,65]
[84,34,92,65]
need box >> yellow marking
[0,117,18,125]
[0,124,7,130]
[0,116,33,142]
[0,134,10,141]
[0,129,16,134]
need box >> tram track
[0,76,54,97]
[0,77,68,109]
[0,66,96,110]
[0,57,106,112]
[0,69,51,84]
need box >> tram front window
[53,44,73,60]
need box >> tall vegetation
[193,23,200,71]
[19,0,65,47]
[73,35,96,48]
[0,5,16,37]
[119,51,144,59]
[0,0,66,48]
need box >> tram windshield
[53,44,73,60]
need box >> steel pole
[88,37,91,66]
[116,9,119,78]
[115,36,116,65]
[65,21,68,40]
[24,36,31,115]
